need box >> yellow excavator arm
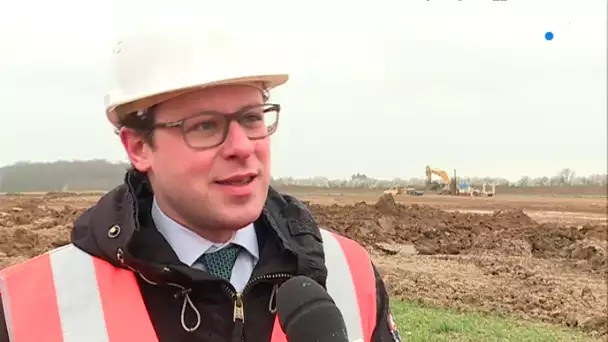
[425,165,450,185]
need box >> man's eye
[196,121,218,130]
[243,113,263,123]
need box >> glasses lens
[183,113,226,148]
[182,104,280,149]
[240,104,279,138]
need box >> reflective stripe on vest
[270,229,377,342]
[0,229,377,342]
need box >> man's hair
[117,106,158,148]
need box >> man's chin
[210,185,268,225]
[218,205,264,229]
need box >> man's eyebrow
[183,102,265,117]
[239,102,266,110]
[216,102,267,113]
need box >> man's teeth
[223,177,253,185]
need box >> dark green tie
[199,244,242,281]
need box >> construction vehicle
[380,187,423,200]
[378,187,404,201]
[456,183,478,197]
[481,183,496,197]
[382,187,404,196]
[424,165,497,197]
[457,183,496,197]
[425,165,458,195]
[406,187,424,196]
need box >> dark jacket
[0,171,398,341]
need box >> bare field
[0,188,607,338]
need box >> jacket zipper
[226,273,292,342]
[124,180,292,339]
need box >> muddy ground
[0,191,606,338]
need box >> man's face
[121,84,272,238]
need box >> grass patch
[390,300,600,342]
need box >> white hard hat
[104,26,289,127]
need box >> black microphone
[276,275,349,342]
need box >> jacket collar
[151,196,260,267]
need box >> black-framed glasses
[152,103,281,150]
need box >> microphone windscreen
[276,275,349,342]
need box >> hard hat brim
[106,74,288,128]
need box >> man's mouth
[215,173,257,186]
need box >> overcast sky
[1,0,606,181]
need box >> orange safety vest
[0,229,377,342]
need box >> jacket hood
[71,171,143,268]
[70,170,327,284]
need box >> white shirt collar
[151,197,259,266]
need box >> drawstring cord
[268,284,278,314]
[137,272,202,332]
[136,269,281,333]
[177,288,201,332]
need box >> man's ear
[119,127,152,173]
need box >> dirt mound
[0,201,81,227]
[1,197,605,275]
[374,193,399,214]
[305,198,608,337]
[307,200,607,274]
[0,200,79,268]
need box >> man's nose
[219,121,255,159]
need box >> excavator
[425,165,458,195]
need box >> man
[0,26,402,342]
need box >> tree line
[0,160,605,193]
[274,168,607,189]
[0,160,129,193]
